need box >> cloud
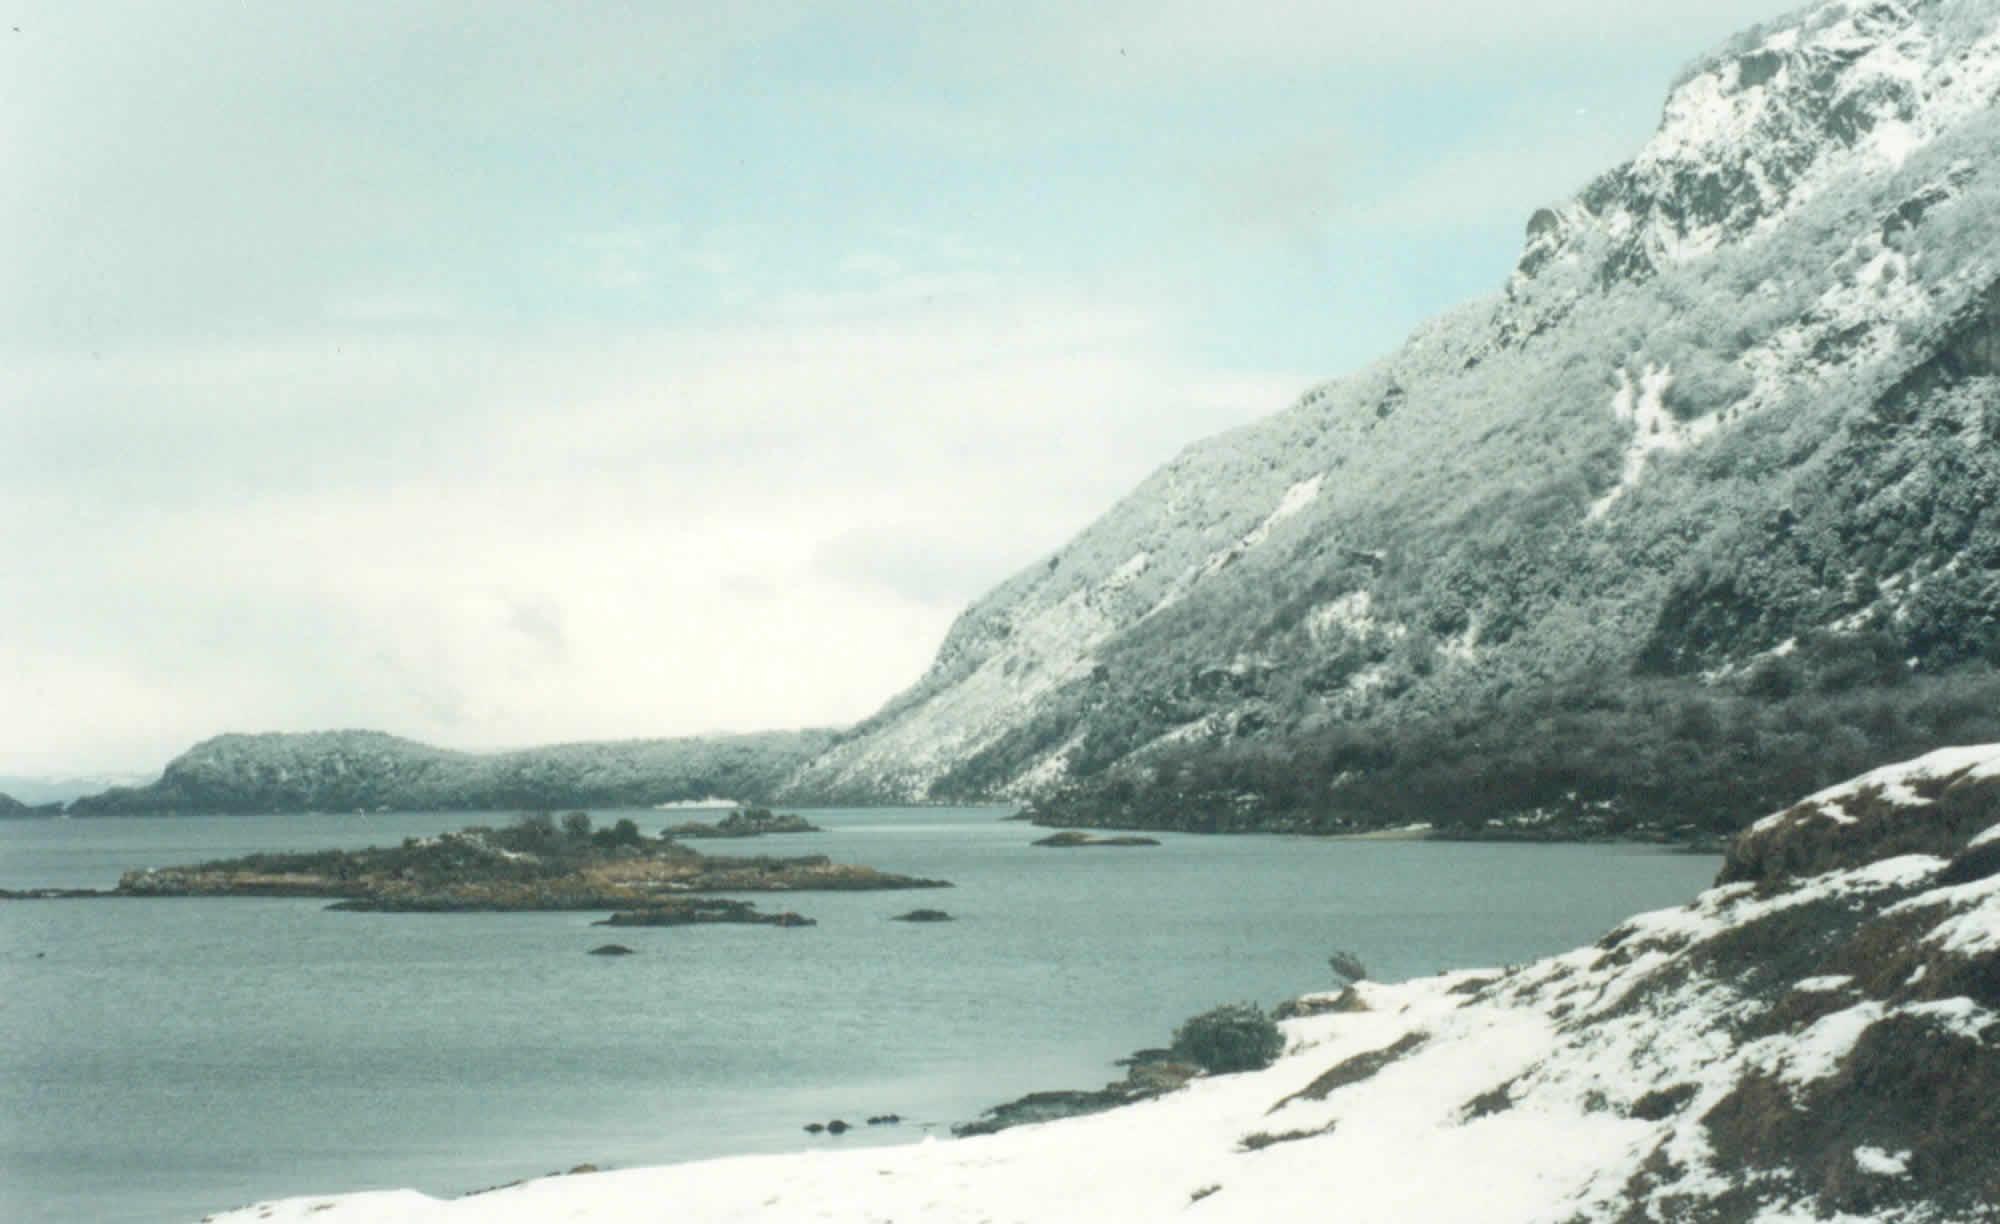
[813,525,1035,608]
[0,0,1791,773]
[0,222,1300,771]
[923,0,1796,87]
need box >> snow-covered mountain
[197,744,2000,1223]
[65,728,832,815]
[781,0,2000,824]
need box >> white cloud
[0,238,1298,772]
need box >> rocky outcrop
[662,807,821,838]
[67,728,834,816]
[595,899,815,928]
[1030,831,1160,848]
[111,822,948,910]
[954,1047,1201,1138]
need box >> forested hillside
[781,0,2000,837]
[67,729,833,815]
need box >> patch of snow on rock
[1590,364,1721,518]
[1855,1145,1913,1177]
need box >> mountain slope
[66,728,833,816]
[783,0,2000,827]
[205,743,2000,1222]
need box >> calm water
[0,808,1722,1223]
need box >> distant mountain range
[45,0,2000,830]
[62,729,832,816]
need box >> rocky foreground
[201,744,1999,1222]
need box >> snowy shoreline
[202,744,2000,1224]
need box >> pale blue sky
[2,0,1787,775]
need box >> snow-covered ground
[203,745,2000,1224]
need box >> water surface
[0,808,1721,1223]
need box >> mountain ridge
[775,0,2000,832]
[63,728,833,816]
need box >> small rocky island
[660,806,821,838]
[596,899,815,928]
[1031,831,1160,848]
[101,811,948,920]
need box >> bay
[0,808,1721,1223]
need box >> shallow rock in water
[587,944,635,956]
[596,898,816,928]
[891,908,953,922]
[1031,831,1160,848]
[663,807,822,839]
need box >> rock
[1273,986,1369,1020]
[1031,831,1160,848]
[1720,747,2000,885]
[102,822,947,911]
[891,908,953,922]
[596,899,817,928]
[825,1120,850,1135]
[587,944,635,956]
[867,1114,901,1126]
[956,1047,1198,1137]
[802,1122,824,1134]
[664,807,823,839]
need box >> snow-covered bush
[1170,1004,1285,1074]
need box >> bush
[1171,1004,1286,1074]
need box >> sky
[1,0,1791,778]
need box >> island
[1030,831,1161,848]
[93,811,948,917]
[660,806,821,838]
[596,899,815,927]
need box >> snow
[198,816,2000,1224]
[1306,590,1404,648]
[1855,1146,1913,1177]
[1589,364,1723,519]
[1758,743,2000,827]
[1103,551,1150,589]
[1198,474,1324,578]
[199,733,2000,1224]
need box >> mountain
[780,0,2000,834]
[65,728,833,816]
[0,772,152,807]
[201,742,2000,1222]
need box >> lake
[0,808,1722,1223]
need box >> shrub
[1171,1004,1285,1074]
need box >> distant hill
[0,772,152,807]
[778,0,2000,836]
[65,728,834,816]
